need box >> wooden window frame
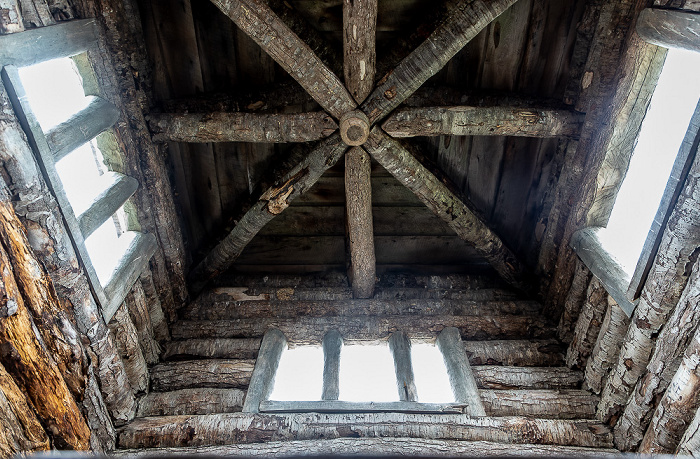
[0,19,156,322]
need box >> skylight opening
[411,342,455,403]
[599,48,700,275]
[269,345,324,401]
[339,343,399,402]
[85,215,135,285]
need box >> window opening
[339,343,399,402]
[269,345,324,401]
[411,342,455,403]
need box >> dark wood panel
[292,176,423,206]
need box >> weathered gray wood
[108,302,149,394]
[138,271,171,343]
[388,330,418,402]
[364,128,530,291]
[343,0,376,103]
[382,106,584,139]
[0,18,98,67]
[463,340,564,367]
[345,147,375,298]
[565,277,608,369]
[472,366,583,390]
[118,412,613,449]
[163,338,262,361]
[78,172,138,238]
[436,327,485,415]
[585,300,629,395]
[243,329,287,413]
[45,96,120,161]
[124,280,161,366]
[149,111,338,143]
[261,400,463,414]
[209,0,356,119]
[151,360,256,392]
[637,8,700,52]
[678,405,700,456]
[322,330,342,401]
[189,135,347,293]
[137,388,246,417]
[570,227,636,316]
[360,0,518,124]
[479,389,598,419]
[558,259,593,343]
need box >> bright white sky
[599,48,700,275]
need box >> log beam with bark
[584,299,629,395]
[565,277,608,369]
[343,0,377,103]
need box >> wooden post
[436,327,486,416]
[389,331,417,402]
[242,329,287,413]
[322,330,342,401]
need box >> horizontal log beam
[382,106,584,138]
[150,360,255,392]
[479,389,598,419]
[473,366,583,390]
[637,8,700,52]
[149,112,338,143]
[163,338,262,360]
[137,388,245,417]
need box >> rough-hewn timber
[585,300,629,395]
[558,259,593,342]
[242,329,287,413]
[472,366,583,390]
[437,327,485,415]
[149,112,338,143]
[150,360,256,392]
[480,389,598,419]
[389,330,418,401]
[163,338,262,361]
[322,330,342,401]
[137,388,246,417]
[125,281,161,365]
[636,8,700,52]
[108,303,149,394]
[565,277,608,369]
[343,0,376,103]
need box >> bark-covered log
[0,361,49,456]
[479,389,598,419]
[149,112,337,143]
[150,360,255,392]
[637,8,700,52]
[138,271,170,343]
[343,0,376,103]
[189,134,347,293]
[472,366,583,390]
[163,338,261,361]
[382,106,584,138]
[118,412,613,449]
[209,0,356,118]
[115,437,621,458]
[137,388,245,417]
[361,0,518,124]
[585,300,629,395]
[364,129,531,291]
[108,303,149,394]
[566,277,608,369]
[125,281,161,365]
[678,405,700,456]
[558,259,593,343]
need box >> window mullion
[436,327,485,416]
[321,329,342,401]
[388,330,417,402]
[243,328,287,413]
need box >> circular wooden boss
[339,111,370,146]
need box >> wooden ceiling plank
[149,111,338,143]
[210,0,356,119]
[189,134,348,293]
[364,127,531,292]
[360,0,519,125]
[382,106,585,139]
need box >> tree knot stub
[340,110,370,146]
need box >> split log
[209,0,356,118]
[321,330,342,401]
[363,128,531,291]
[615,259,700,450]
[150,360,256,392]
[345,147,376,298]
[360,0,518,124]
[137,388,245,417]
[678,405,700,456]
[343,0,377,103]
[149,112,338,143]
[389,331,417,401]
[242,329,286,413]
[125,281,161,365]
[0,361,49,456]
[585,300,629,395]
[479,389,598,419]
[188,134,347,293]
[472,366,583,390]
[437,327,485,415]
[565,277,608,369]
[115,437,622,458]
[163,338,261,361]
[118,412,613,449]
[108,303,149,394]
[138,271,170,342]
[382,106,584,139]
[558,259,593,342]
[636,8,700,52]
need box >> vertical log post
[566,277,608,369]
[389,331,417,402]
[322,330,343,401]
[243,329,287,413]
[437,327,486,416]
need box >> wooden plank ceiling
[138,0,586,279]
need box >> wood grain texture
[125,281,161,366]
[557,259,593,343]
[479,389,598,419]
[389,330,418,401]
[150,360,256,392]
[437,327,485,415]
[243,329,286,413]
[343,0,377,103]
[584,300,629,395]
[137,388,246,417]
[322,330,342,401]
[565,277,608,369]
[163,338,262,361]
[678,405,700,456]
[108,302,149,395]
[472,366,583,390]
[637,8,700,52]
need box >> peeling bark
[585,300,629,395]
[566,277,608,369]
[137,388,245,417]
[150,360,255,392]
[558,259,593,342]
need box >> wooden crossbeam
[210,0,356,119]
[363,128,531,292]
[189,135,348,293]
[149,112,338,143]
[360,0,519,124]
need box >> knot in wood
[339,110,370,146]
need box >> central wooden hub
[339,110,370,146]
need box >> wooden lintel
[382,106,585,139]
[149,111,338,143]
[343,0,377,104]
[188,134,347,293]
[637,8,700,52]
[363,128,531,292]
[210,0,356,119]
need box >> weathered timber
[0,361,49,456]
[364,128,531,291]
[472,366,583,390]
[137,388,245,417]
[343,0,377,103]
[125,281,161,365]
[151,360,256,392]
[118,412,613,449]
[382,106,584,139]
[149,111,337,143]
[345,147,375,298]
[189,134,348,293]
[78,173,138,238]
[82,363,116,452]
[360,0,518,124]
[558,259,593,342]
[585,300,629,395]
[639,321,700,453]
[653,0,700,10]
[322,330,342,401]
[209,0,356,119]
[463,339,564,367]
[242,329,286,413]
[170,315,553,342]
[597,138,700,423]
[261,401,464,414]
[566,277,608,369]
[637,8,700,52]
[437,327,485,415]
[480,389,598,419]
[679,406,700,456]
[389,331,417,402]
[139,271,170,343]
[115,437,621,458]
[163,338,261,361]
[108,302,149,394]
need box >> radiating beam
[343,0,377,104]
